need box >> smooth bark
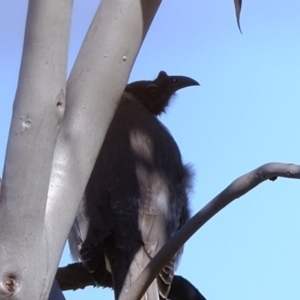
[0,1,72,299]
[45,0,160,299]
[0,0,161,299]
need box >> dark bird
[68,71,199,299]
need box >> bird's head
[125,71,199,115]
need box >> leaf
[233,0,242,33]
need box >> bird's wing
[68,192,111,284]
[119,145,175,299]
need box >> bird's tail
[119,245,175,300]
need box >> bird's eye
[172,78,177,83]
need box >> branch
[123,162,300,300]
[45,0,161,298]
[0,0,72,298]
[56,263,206,300]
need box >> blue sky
[1,1,300,299]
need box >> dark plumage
[68,71,199,299]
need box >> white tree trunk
[0,0,161,299]
[0,0,72,299]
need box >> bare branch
[45,0,161,297]
[57,263,115,291]
[0,1,161,298]
[124,163,300,300]
[56,263,206,300]
[0,0,72,298]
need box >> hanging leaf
[233,0,242,33]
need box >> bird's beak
[168,75,200,92]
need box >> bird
[68,71,199,300]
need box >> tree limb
[45,0,161,299]
[0,1,72,298]
[0,1,162,299]
[123,162,300,300]
[56,263,206,300]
